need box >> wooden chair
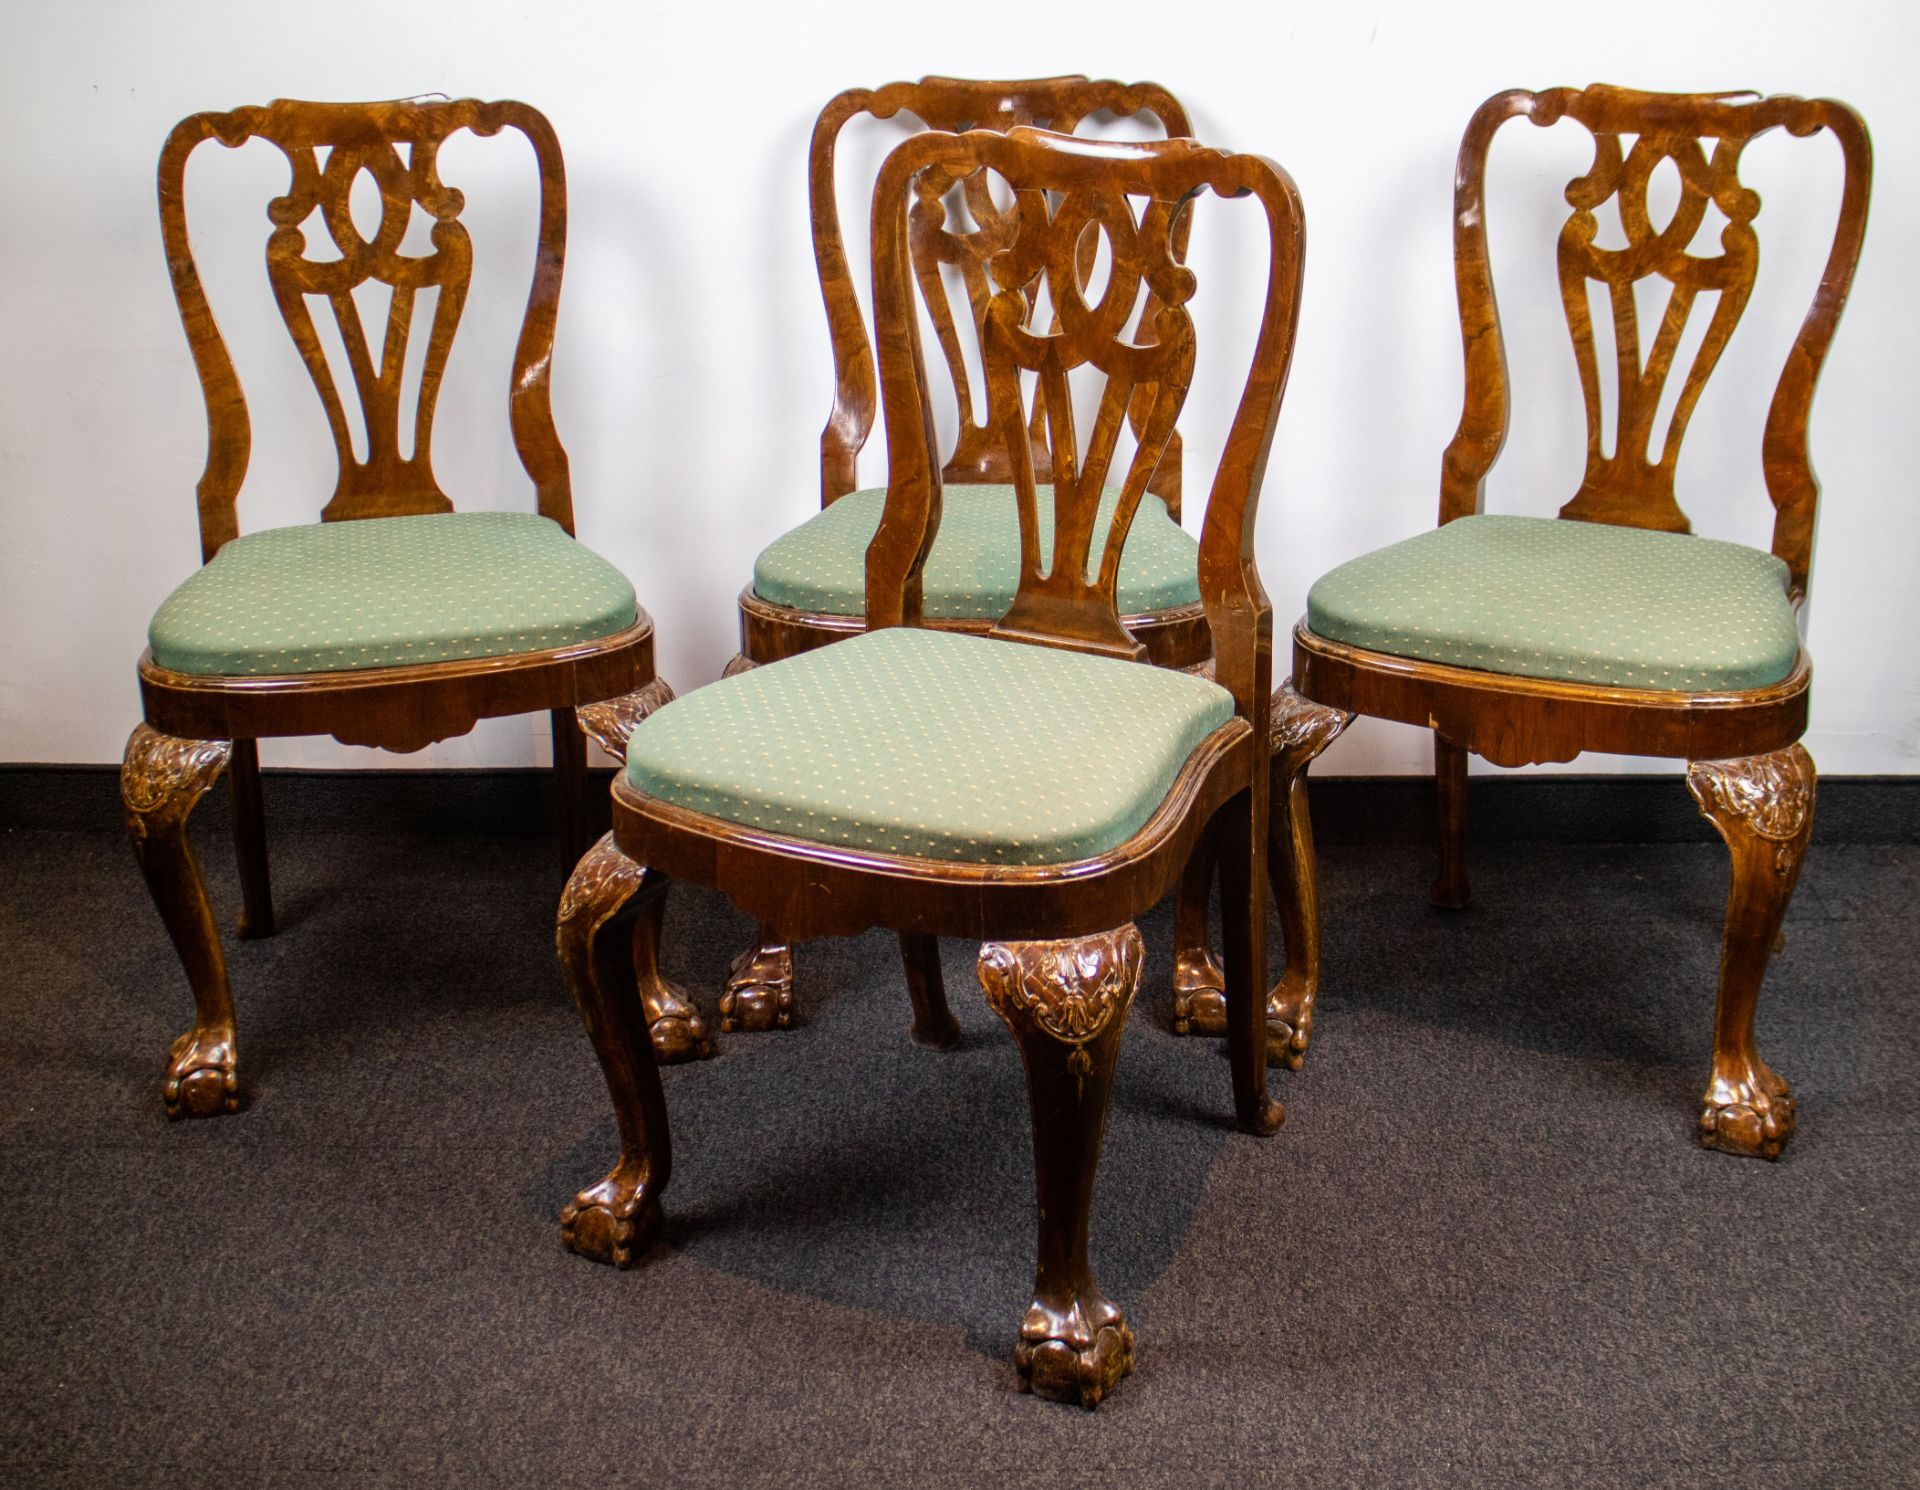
[127,97,694,1122]
[711,75,1271,1048]
[1292,85,1872,1158]
[556,125,1307,1406]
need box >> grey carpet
[0,817,1914,1488]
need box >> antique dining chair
[127,97,690,1122]
[701,74,1347,1065]
[1291,85,1871,1158]
[555,126,1307,1406]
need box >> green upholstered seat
[626,626,1235,865]
[147,511,639,677]
[751,484,1201,619]
[1305,514,1800,692]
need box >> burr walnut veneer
[127,97,688,1122]
[560,125,1308,1406]
[1292,85,1871,1158]
[710,76,1346,1060]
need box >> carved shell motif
[978,925,1145,1046]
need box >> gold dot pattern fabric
[626,626,1235,865]
[751,484,1201,619]
[148,512,639,677]
[1305,514,1800,692]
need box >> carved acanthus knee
[979,926,1143,1408]
[576,678,676,761]
[123,723,241,1120]
[557,833,674,1266]
[1685,745,1815,1160]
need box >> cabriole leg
[979,927,1144,1409]
[629,872,711,1063]
[1432,734,1471,909]
[573,681,709,1064]
[557,834,675,1266]
[898,932,960,1049]
[228,738,274,940]
[1172,687,1349,1069]
[122,723,239,1120]
[1265,687,1351,1068]
[1169,828,1224,1037]
[721,928,796,1033]
[1685,746,1815,1160]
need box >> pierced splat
[811,77,1191,513]
[1441,85,1872,598]
[868,126,1307,707]
[974,173,1198,659]
[158,98,573,559]
[267,134,472,522]
[1556,128,1762,533]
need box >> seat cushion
[751,483,1201,619]
[626,626,1235,865]
[148,511,639,677]
[1305,514,1800,692]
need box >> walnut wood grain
[1172,684,1350,1068]
[812,77,1190,513]
[1441,85,1872,597]
[1686,746,1815,1159]
[557,835,674,1266]
[735,80,1210,1030]
[979,927,1143,1407]
[587,126,1308,1402]
[1293,84,1871,1156]
[122,724,239,1119]
[133,98,671,1113]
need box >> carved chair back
[811,77,1193,514]
[1441,85,1871,600]
[866,127,1306,732]
[159,97,571,561]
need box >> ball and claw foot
[1016,1295,1135,1409]
[720,940,795,1033]
[163,1024,239,1119]
[648,1008,712,1064]
[1171,948,1312,1070]
[1700,1063,1797,1160]
[560,1165,663,1268]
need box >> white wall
[2,0,1914,775]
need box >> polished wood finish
[123,725,240,1120]
[979,927,1143,1408]
[723,79,1209,1035]
[574,679,707,1063]
[811,77,1192,512]
[565,126,1308,1404]
[129,98,678,1115]
[1686,746,1815,1158]
[1172,684,1350,1067]
[1293,85,1871,1156]
[556,835,674,1267]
